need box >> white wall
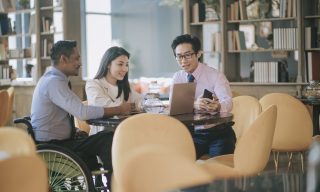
[111,0,182,78]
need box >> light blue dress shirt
[171,62,232,112]
[31,66,104,141]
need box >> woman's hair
[94,46,131,101]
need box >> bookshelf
[0,0,81,124]
[0,0,66,86]
[183,0,308,97]
[37,0,64,82]
[0,0,36,86]
[302,0,320,82]
[185,0,223,71]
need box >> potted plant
[18,0,30,9]
[159,0,183,8]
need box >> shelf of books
[185,0,222,71]
[303,0,320,82]
[183,0,310,97]
[0,0,65,86]
[37,0,64,81]
[225,0,300,84]
[0,0,37,86]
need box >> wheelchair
[14,116,109,192]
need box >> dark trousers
[48,131,114,171]
[47,131,114,190]
[192,123,236,159]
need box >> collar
[97,78,117,90]
[187,62,203,82]
[46,66,68,82]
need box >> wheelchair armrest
[13,116,35,141]
[13,117,32,128]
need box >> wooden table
[87,112,233,132]
[299,98,320,135]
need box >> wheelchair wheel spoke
[37,145,94,191]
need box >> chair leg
[242,177,247,190]
[273,151,279,173]
[287,152,293,172]
[300,152,304,173]
[235,177,246,190]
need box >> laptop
[168,82,196,116]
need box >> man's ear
[196,51,202,59]
[60,55,68,64]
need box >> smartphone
[203,89,214,100]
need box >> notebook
[169,82,196,116]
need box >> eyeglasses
[175,52,196,61]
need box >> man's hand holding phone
[194,89,220,113]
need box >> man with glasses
[170,34,236,158]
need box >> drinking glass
[143,93,164,113]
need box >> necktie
[68,81,76,139]
[187,74,195,82]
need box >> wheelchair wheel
[37,144,95,192]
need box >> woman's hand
[129,103,137,111]
[119,102,131,115]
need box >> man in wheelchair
[30,40,132,190]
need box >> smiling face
[106,55,129,85]
[174,43,200,74]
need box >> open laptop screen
[169,82,196,116]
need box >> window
[81,0,112,79]
[8,11,36,79]
[81,0,182,80]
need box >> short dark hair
[94,46,131,101]
[50,40,77,66]
[171,34,201,56]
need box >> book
[42,16,52,32]
[0,14,9,35]
[192,3,200,23]
[212,32,221,52]
[292,0,296,17]
[43,38,47,57]
[0,43,6,60]
[238,31,246,50]
[239,0,247,20]
[192,3,205,23]
[305,27,317,49]
[234,1,239,20]
[254,61,280,83]
[306,52,320,81]
[287,0,292,17]
[0,65,2,79]
[28,14,36,34]
[228,30,234,51]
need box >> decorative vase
[143,93,164,113]
[303,80,320,99]
[205,4,220,21]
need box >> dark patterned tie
[187,74,195,82]
[68,81,76,138]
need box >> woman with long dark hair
[86,46,142,135]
